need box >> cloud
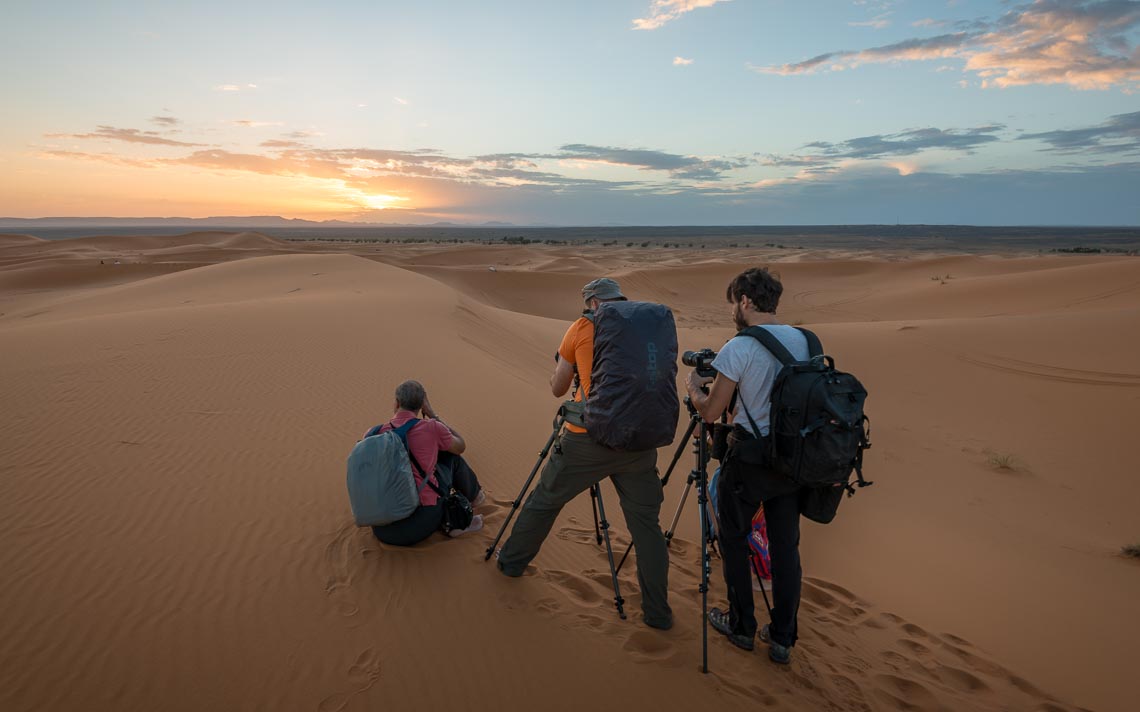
[214,83,258,92]
[763,124,1004,167]
[673,56,694,66]
[913,18,946,28]
[554,144,753,179]
[230,120,285,128]
[850,13,892,30]
[149,116,180,127]
[46,125,206,147]
[1019,110,1140,153]
[393,96,409,105]
[751,1,1140,90]
[260,139,309,149]
[633,0,732,30]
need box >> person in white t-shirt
[685,267,806,665]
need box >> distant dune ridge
[1,231,1137,712]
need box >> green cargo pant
[497,431,672,627]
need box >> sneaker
[759,624,792,664]
[448,514,484,538]
[707,608,754,651]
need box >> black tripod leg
[659,416,697,489]
[697,470,710,674]
[484,426,560,561]
[752,559,774,621]
[591,486,603,545]
[592,484,626,620]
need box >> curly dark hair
[726,267,783,313]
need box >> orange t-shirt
[559,317,593,434]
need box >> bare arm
[685,371,738,423]
[421,396,466,454]
[550,356,575,398]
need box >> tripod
[483,407,627,620]
[608,397,717,671]
[612,398,774,673]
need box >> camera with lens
[682,348,718,378]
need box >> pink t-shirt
[369,410,453,507]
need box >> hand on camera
[686,370,714,394]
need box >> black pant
[717,459,802,648]
[371,452,482,547]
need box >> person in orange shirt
[497,278,672,631]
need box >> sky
[1,0,1139,225]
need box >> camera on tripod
[682,348,718,378]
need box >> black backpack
[738,327,872,498]
[584,301,680,451]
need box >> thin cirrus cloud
[632,0,731,30]
[673,56,694,66]
[1020,110,1140,153]
[230,120,285,128]
[45,125,206,147]
[752,1,1140,91]
[761,125,1005,169]
[214,83,258,92]
[149,116,180,127]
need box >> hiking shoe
[707,608,754,651]
[759,624,792,665]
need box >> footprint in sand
[323,522,362,617]
[543,569,604,606]
[317,648,382,712]
[555,526,603,546]
[622,630,675,662]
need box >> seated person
[367,380,485,546]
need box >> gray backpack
[346,419,433,526]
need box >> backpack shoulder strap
[738,326,797,365]
[796,328,823,358]
[390,419,440,495]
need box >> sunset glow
[2,1,1138,224]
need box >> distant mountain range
[0,216,524,228]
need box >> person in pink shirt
[366,380,485,546]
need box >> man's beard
[732,302,748,331]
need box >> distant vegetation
[1123,544,1140,559]
[1049,246,1138,255]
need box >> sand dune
[2,233,1136,712]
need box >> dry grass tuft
[986,452,1018,471]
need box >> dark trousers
[718,461,802,647]
[372,452,482,547]
[497,431,672,627]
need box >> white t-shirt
[711,325,810,437]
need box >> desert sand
[1,231,1137,712]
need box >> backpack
[737,326,872,499]
[346,419,435,526]
[584,301,680,451]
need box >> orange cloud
[47,125,206,147]
[632,0,731,30]
[752,1,1140,91]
